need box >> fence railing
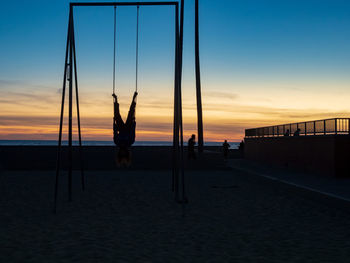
[245,118,350,138]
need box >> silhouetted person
[113,92,138,167]
[284,129,290,136]
[238,140,245,156]
[294,128,301,136]
[223,140,230,159]
[188,134,196,160]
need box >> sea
[0,140,240,149]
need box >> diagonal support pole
[71,14,85,192]
[54,9,72,213]
[173,0,186,204]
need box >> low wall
[0,146,240,171]
[244,135,350,177]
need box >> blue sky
[1,0,350,141]
[2,0,350,83]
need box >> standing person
[223,140,230,159]
[188,134,196,160]
[284,129,290,136]
[293,128,301,136]
[238,140,245,157]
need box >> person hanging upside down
[112,91,138,167]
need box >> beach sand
[1,169,350,262]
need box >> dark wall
[0,146,240,171]
[244,135,350,177]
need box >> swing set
[54,1,203,213]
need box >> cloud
[0,80,13,85]
[1,91,53,101]
[0,79,54,90]
[0,89,61,113]
[0,115,59,126]
[204,91,239,101]
[2,84,349,142]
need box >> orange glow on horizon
[2,81,350,142]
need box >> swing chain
[113,6,117,96]
[135,5,139,92]
[113,5,139,96]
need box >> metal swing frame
[54,1,202,212]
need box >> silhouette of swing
[54,2,190,213]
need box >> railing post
[335,118,337,135]
[314,121,316,135]
[324,120,326,135]
[304,122,307,136]
[348,118,350,135]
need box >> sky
[1,0,350,142]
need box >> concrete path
[228,159,350,202]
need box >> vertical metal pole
[71,14,85,191]
[68,6,74,202]
[54,12,71,213]
[179,0,187,203]
[172,4,179,193]
[173,3,180,201]
[324,120,326,135]
[195,0,204,153]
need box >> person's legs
[114,96,124,127]
[126,92,138,125]
[123,92,138,146]
[113,95,125,145]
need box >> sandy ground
[1,169,350,262]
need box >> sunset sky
[1,0,350,142]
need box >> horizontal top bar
[70,2,178,7]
